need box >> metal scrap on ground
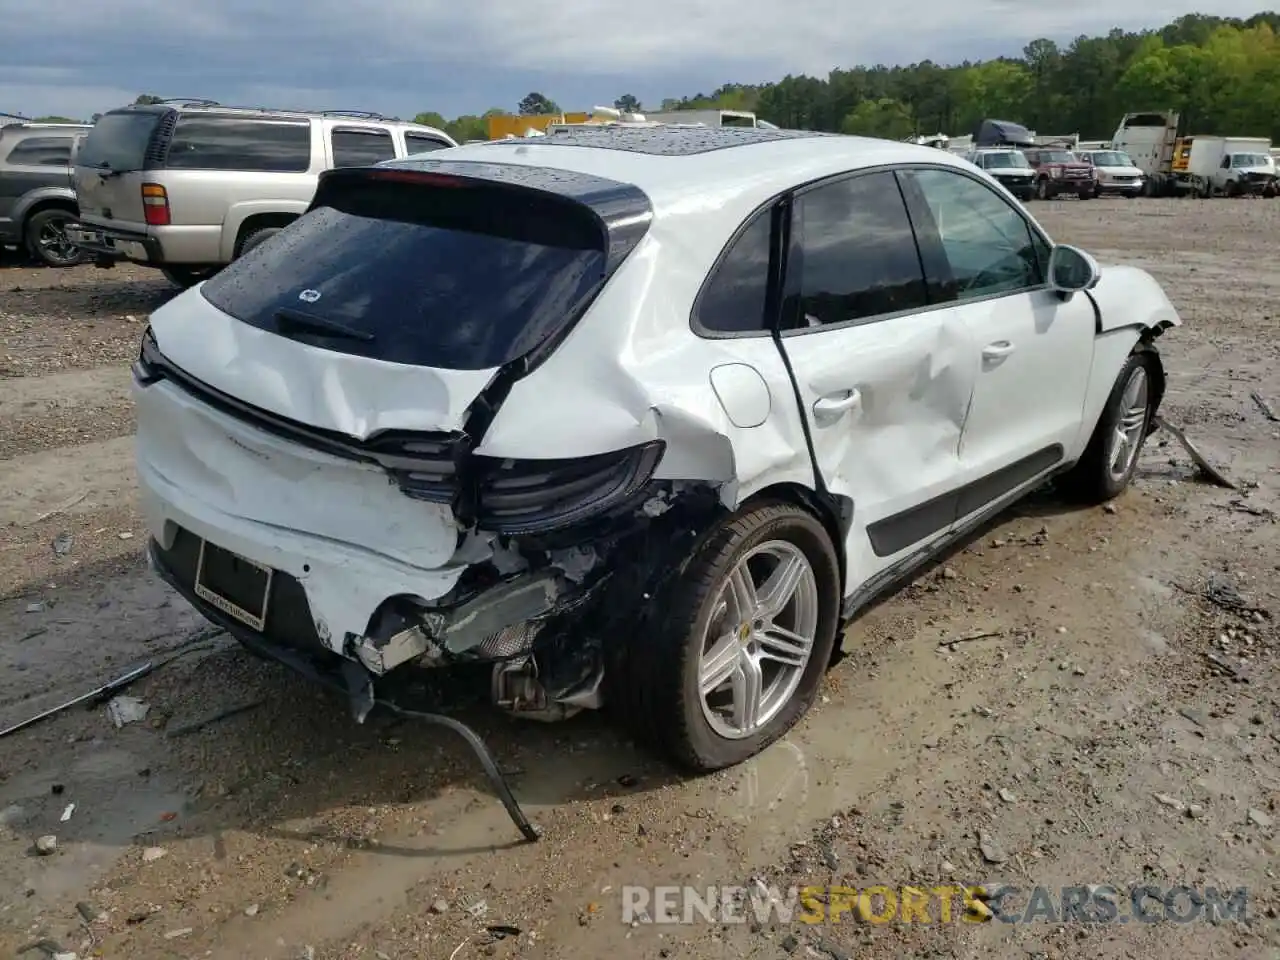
[1153,415,1236,489]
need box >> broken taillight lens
[473,441,665,536]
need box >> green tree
[614,94,642,112]
[840,97,915,139]
[134,94,164,105]
[517,92,560,115]
[413,111,447,128]
[34,115,80,123]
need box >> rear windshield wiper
[274,307,375,342]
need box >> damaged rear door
[770,168,979,593]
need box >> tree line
[36,13,1280,143]
[415,12,1280,143]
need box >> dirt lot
[1,199,1278,960]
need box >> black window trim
[689,161,1058,342]
[404,131,452,150]
[162,112,313,172]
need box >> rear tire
[616,502,841,773]
[25,208,85,267]
[236,225,281,258]
[161,266,218,289]
[1057,351,1159,504]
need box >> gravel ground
[0,199,1278,960]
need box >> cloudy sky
[1,1,1271,122]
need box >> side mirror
[1047,244,1100,295]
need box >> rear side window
[77,110,161,172]
[165,116,311,172]
[200,175,610,371]
[405,132,451,154]
[787,171,927,327]
[696,210,773,333]
[5,136,75,166]
[331,128,395,167]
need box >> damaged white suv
[135,126,1181,773]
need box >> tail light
[141,183,170,226]
[473,442,666,535]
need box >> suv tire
[237,226,281,257]
[161,266,218,289]
[1036,179,1051,201]
[1057,351,1159,504]
[619,502,841,772]
[25,208,85,268]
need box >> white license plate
[193,540,274,631]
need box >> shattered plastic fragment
[106,695,149,728]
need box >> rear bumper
[65,223,162,265]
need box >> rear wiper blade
[274,307,375,342]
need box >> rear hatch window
[76,110,161,172]
[200,170,610,371]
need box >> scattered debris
[76,901,105,923]
[162,928,193,940]
[34,834,57,855]
[465,900,488,918]
[1154,793,1186,813]
[1153,415,1236,488]
[1186,804,1206,819]
[429,899,449,914]
[117,531,133,540]
[977,828,1007,863]
[244,904,260,917]
[51,532,74,556]
[165,698,266,738]
[1251,391,1279,422]
[483,925,523,942]
[107,695,150,728]
[25,601,45,614]
[998,788,1017,804]
[1204,652,1247,681]
[942,630,1004,650]
[0,661,155,739]
[141,846,167,862]
[33,491,87,523]
[59,803,74,822]
[1248,808,1273,828]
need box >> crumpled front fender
[1090,264,1183,336]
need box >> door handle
[812,388,862,421]
[982,341,1015,360]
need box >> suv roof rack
[320,110,388,120]
[156,97,222,107]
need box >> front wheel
[619,502,841,772]
[1036,179,1050,201]
[1057,352,1159,503]
[25,208,86,267]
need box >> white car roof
[429,127,975,222]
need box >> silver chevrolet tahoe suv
[68,100,457,288]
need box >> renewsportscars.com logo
[621,883,1249,925]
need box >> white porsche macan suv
[134,125,1181,772]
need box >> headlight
[1050,167,1062,178]
[132,325,164,385]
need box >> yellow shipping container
[486,113,592,140]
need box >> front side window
[907,168,1046,301]
[331,128,396,167]
[696,209,773,333]
[405,132,452,154]
[786,170,928,328]
[165,117,311,172]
